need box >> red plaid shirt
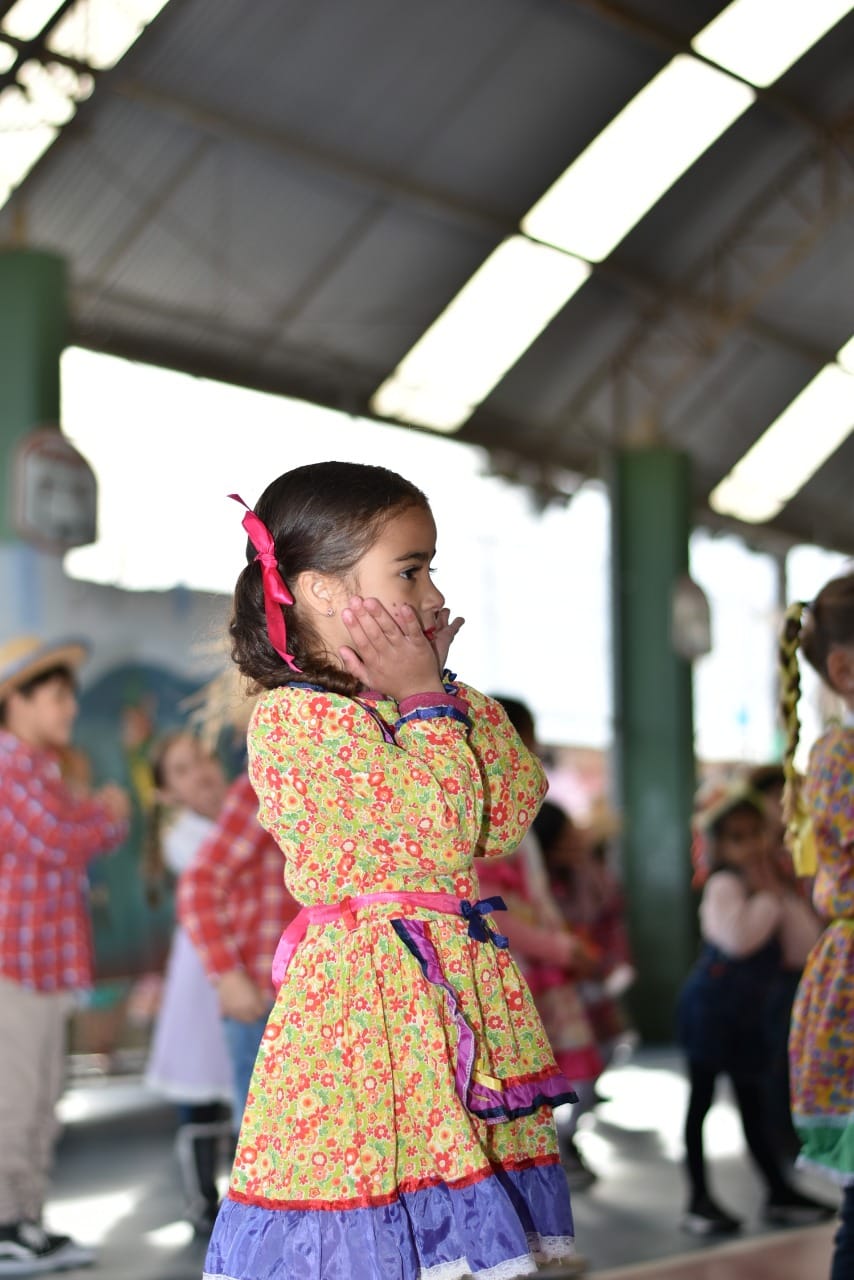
[178,773,298,997]
[0,730,128,992]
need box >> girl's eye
[400,563,437,580]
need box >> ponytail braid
[778,601,817,876]
[143,798,169,908]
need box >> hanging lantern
[12,424,97,552]
[671,573,712,661]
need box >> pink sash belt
[271,891,507,987]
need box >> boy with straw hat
[0,636,130,1275]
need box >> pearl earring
[327,607,334,617]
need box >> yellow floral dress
[204,679,576,1280]
[789,721,854,1186]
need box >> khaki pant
[0,976,72,1224]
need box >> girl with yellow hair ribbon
[780,572,854,1280]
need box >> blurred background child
[143,732,233,1235]
[677,781,832,1237]
[0,636,129,1275]
[178,770,299,1131]
[488,697,605,1190]
[537,799,636,1070]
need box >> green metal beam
[0,251,68,539]
[611,447,697,1042]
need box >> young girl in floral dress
[780,572,854,1280]
[203,462,577,1280]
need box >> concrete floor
[43,1048,841,1280]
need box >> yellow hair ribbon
[128,749,156,812]
[785,809,817,877]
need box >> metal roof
[2,0,853,549]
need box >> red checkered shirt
[178,772,298,997]
[0,730,128,992]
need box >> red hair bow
[229,494,300,672]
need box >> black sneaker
[189,1198,220,1238]
[0,1221,95,1274]
[763,1188,837,1227]
[681,1194,742,1237]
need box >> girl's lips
[424,627,437,641]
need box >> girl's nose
[426,580,445,611]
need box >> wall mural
[72,661,216,1063]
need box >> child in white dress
[143,733,233,1233]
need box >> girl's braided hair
[778,572,854,865]
[142,730,191,907]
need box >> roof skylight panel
[47,0,171,71]
[2,0,65,42]
[521,55,755,263]
[371,237,591,433]
[693,0,854,89]
[709,340,854,522]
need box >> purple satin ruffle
[392,919,577,1122]
[203,1161,575,1280]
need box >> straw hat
[691,775,765,886]
[694,776,763,833]
[180,662,258,750]
[583,797,622,845]
[0,635,89,702]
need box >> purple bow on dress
[460,897,509,948]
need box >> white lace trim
[527,1232,577,1262]
[207,1255,554,1280]
[418,1262,475,1280]
[420,1256,538,1280]
[204,1239,576,1280]
[795,1154,854,1187]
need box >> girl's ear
[826,645,854,695]
[293,572,342,617]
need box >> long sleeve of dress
[699,871,782,957]
[805,726,854,922]
[245,683,545,904]
[455,684,548,859]
[777,892,823,969]
[806,727,854,851]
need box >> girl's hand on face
[745,853,782,896]
[428,607,465,670]
[339,597,445,701]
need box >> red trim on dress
[227,1153,561,1212]
[498,1064,566,1088]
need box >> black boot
[175,1122,228,1235]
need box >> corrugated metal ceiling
[1,0,852,549]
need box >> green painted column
[611,447,697,1043]
[0,250,68,538]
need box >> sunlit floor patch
[144,1220,196,1249]
[588,1059,744,1164]
[46,1189,141,1245]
